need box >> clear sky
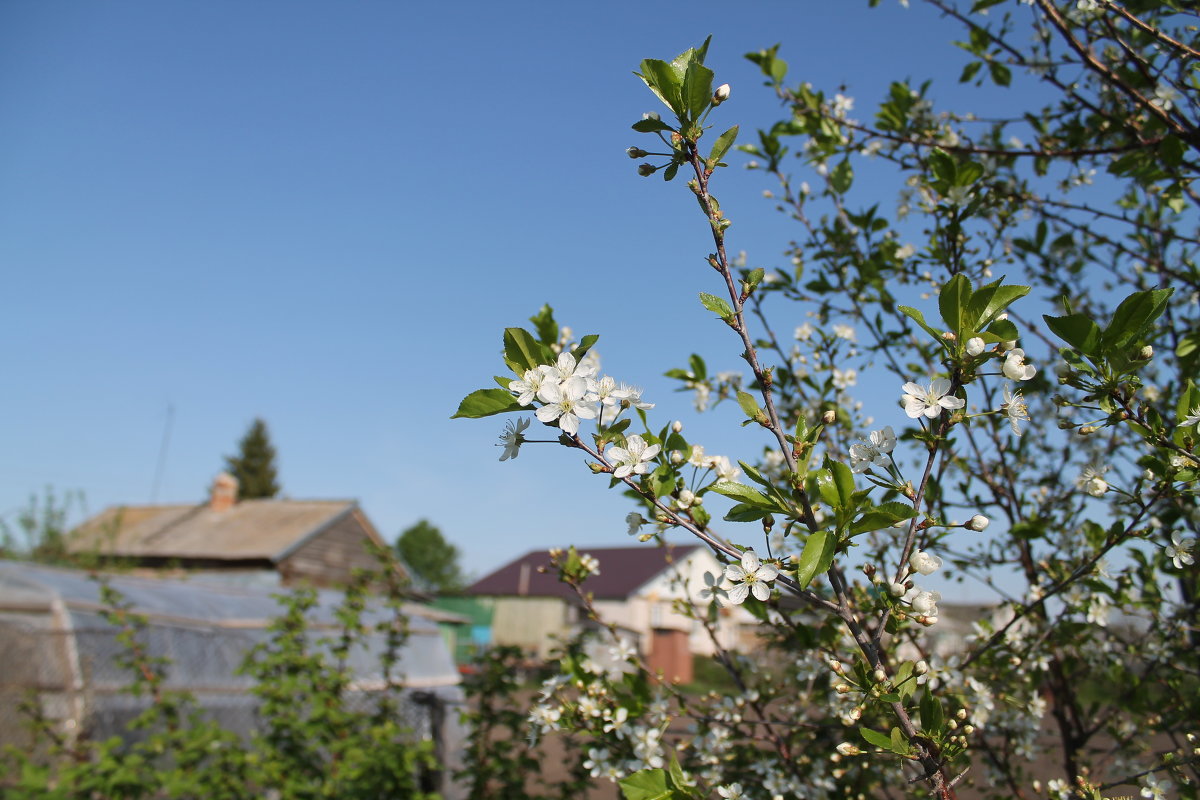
[1,1,1013,589]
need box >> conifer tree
[224,418,280,500]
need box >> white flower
[607,434,661,478]
[849,426,896,473]
[965,337,986,357]
[579,553,600,576]
[724,550,777,604]
[965,514,989,532]
[675,489,698,509]
[794,322,815,341]
[698,571,728,604]
[582,637,636,681]
[1140,772,1172,800]
[509,367,552,406]
[497,418,530,461]
[1166,533,1195,568]
[902,378,965,419]
[1182,405,1200,428]
[1077,464,1109,497]
[708,454,740,481]
[529,703,562,733]
[544,352,597,399]
[1152,84,1180,112]
[717,784,746,800]
[1002,348,1036,381]
[832,324,857,342]
[535,379,598,436]
[614,382,654,410]
[832,368,857,389]
[908,588,941,616]
[909,550,942,576]
[1002,383,1029,436]
[626,511,646,536]
[713,83,731,104]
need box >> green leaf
[1101,288,1173,351]
[681,60,715,119]
[928,148,956,186]
[849,502,916,536]
[898,305,948,345]
[710,481,776,509]
[795,529,836,589]
[632,117,674,133]
[966,281,1029,329]
[637,59,684,115]
[619,768,673,800]
[988,61,1011,87]
[830,159,854,194]
[528,304,558,347]
[504,327,551,373]
[920,689,944,734]
[984,318,1018,342]
[859,727,892,750]
[724,503,771,522]
[829,460,855,509]
[938,273,972,335]
[709,125,739,166]
[1177,380,1199,423]
[571,334,600,362]
[451,389,522,419]
[699,292,734,318]
[1043,313,1101,357]
[736,391,761,421]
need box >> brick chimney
[210,472,239,512]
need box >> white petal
[901,382,925,397]
[559,412,580,435]
[536,405,561,423]
[750,582,772,602]
[724,565,747,582]
[726,583,750,605]
[755,565,778,582]
[740,550,762,573]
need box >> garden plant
[455,2,1200,798]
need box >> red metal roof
[466,544,702,600]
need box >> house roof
[68,499,361,563]
[465,544,703,601]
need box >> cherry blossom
[607,434,660,479]
[724,550,777,604]
[902,378,965,419]
[497,418,529,461]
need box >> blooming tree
[458,4,1199,799]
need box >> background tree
[224,418,281,500]
[394,519,465,594]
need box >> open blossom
[607,434,661,478]
[543,351,597,398]
[509,367,552,406]
[1002,383,1029,436]
[849,426,896,473]
[625,511,646,535]
[497,418,529,461]
[902,378,965,419]
[724,550,777,604]
[1182,405,1200,428]
[909,550,942,576]
[1077,464,1109,497]
[535,379,598,436]
[909,588,941,617]
[1166,533,1195,568]
[1002,348,1036,381]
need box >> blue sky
[1,1,1016,587]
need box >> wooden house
[68,473,397,588]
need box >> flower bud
[965,337,986,357]
[956,708,968,720]
[672,420,684,433]
[1077,425,1098,436]
[941,331,956,341]
[835,742,861,756]
[626,146,649,159]
[872,668,887,684]
[963,724,975,735]
[914,660,929,676]
[828,659,844,674]
[823,409,837,424]
[834,683,852,694]
[965,514,989,532]
[637,163,657,177]
[712,83,731,105]
[888,582,905,597]
[1138,345,1153,360]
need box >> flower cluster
[508,351,652,437]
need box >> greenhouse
[0,559,465,795]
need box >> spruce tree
[224,418,280,499]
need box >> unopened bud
[828,660,844,674]
[823,409,837,424]
[626,146,649,159]
[965,514,989,532]
[888,582,905,597]
[1138,345,1153,360]
[947,719,958,730]
[963,724,975,735]
[872,668,887,684]
[834,683,852,694]
[965,337,986,357]
[669,450,685,465]
[637,163,657,177]
[1077,425,1098,436]
[712,83,731,105]
[914,660,929,676]
[956,708,968,720]
[672,420,684,433]
[941,331,956,341]
[835,742,861,756]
